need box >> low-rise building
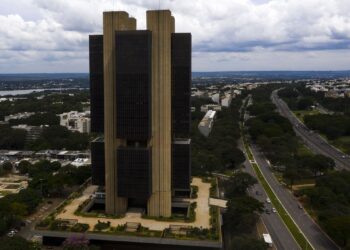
[200,104,222,112]
[59,111,91,133]
[233,89,242,95]
[221,94,232,107]
[198,110,216,137]
[11,124,46,142]
[211,93,220,104]
[71,158,91,167]
[4,112,35,122]
[324,90,340,98]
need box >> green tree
[231,236,268,250]
[321,216,350,248]
[17,160,31,175]
[225,196,264,234]
[10,189,42,214]
[0,125,27,149]
[49,161,61,172]
[10,202,27,217]
[0,236,39,250]
[1,162,13,173]
[302,155,335,177]
[224,172,257,199]
[297,97,314,110]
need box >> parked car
[272,207,277,213]
[7,229,17,237]
[266,198,271,203]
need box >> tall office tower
[90,10,191,217]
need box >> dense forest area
[247,85,350,248]
[246,85,335,185]
[279,84,350,115]
[191,95,271,249]
[300,171,350,248]
[279,86,350,153]
[0,90,89,120]
[223,172,268,250]
[0,91,91,151]
[191,96,245,176]
[0,124,91,151]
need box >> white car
[7,231,15,237]
[272,207,277,213]
[266,198,271,203]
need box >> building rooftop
[173,139,191,145]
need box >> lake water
[0,88,85,96]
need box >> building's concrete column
[146,10,173,217]
[103,11,136,215]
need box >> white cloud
[0,0,350,72]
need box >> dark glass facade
[91,138,105,186]
[115,31,152,140]
[117,147,152,199]
[89,29,192,203]
[171,33,192,193]
[172,141,191,191]
[171,33,192,138]
[89,35,104,133]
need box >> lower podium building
[90,9,191,217]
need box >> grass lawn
[293,109,350,154]
[331,136,350,154]
[293,110,320,122]
[0,190,12,196]
[297,144,314,157]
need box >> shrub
[49,220,69,231]
[94,220,111,231]
[71,223,89,232]
[36,217,52,228]
[191,185,198,198]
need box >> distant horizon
[1,70,350,75]
[2,71,350,82]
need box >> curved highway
[250,143,339,250]
[243,95,340,250]
[271,89,350,170]
[241,147,301,250]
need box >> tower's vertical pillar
[103,11,136,215]
[147,10,173,217]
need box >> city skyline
[1,0,350,73]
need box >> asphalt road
[271,89,350,170]
[238,140,300,250]
[242,95,339,250]
[249,143,339,250]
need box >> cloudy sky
[1,0,350,73]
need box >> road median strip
[242,131,314,250]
